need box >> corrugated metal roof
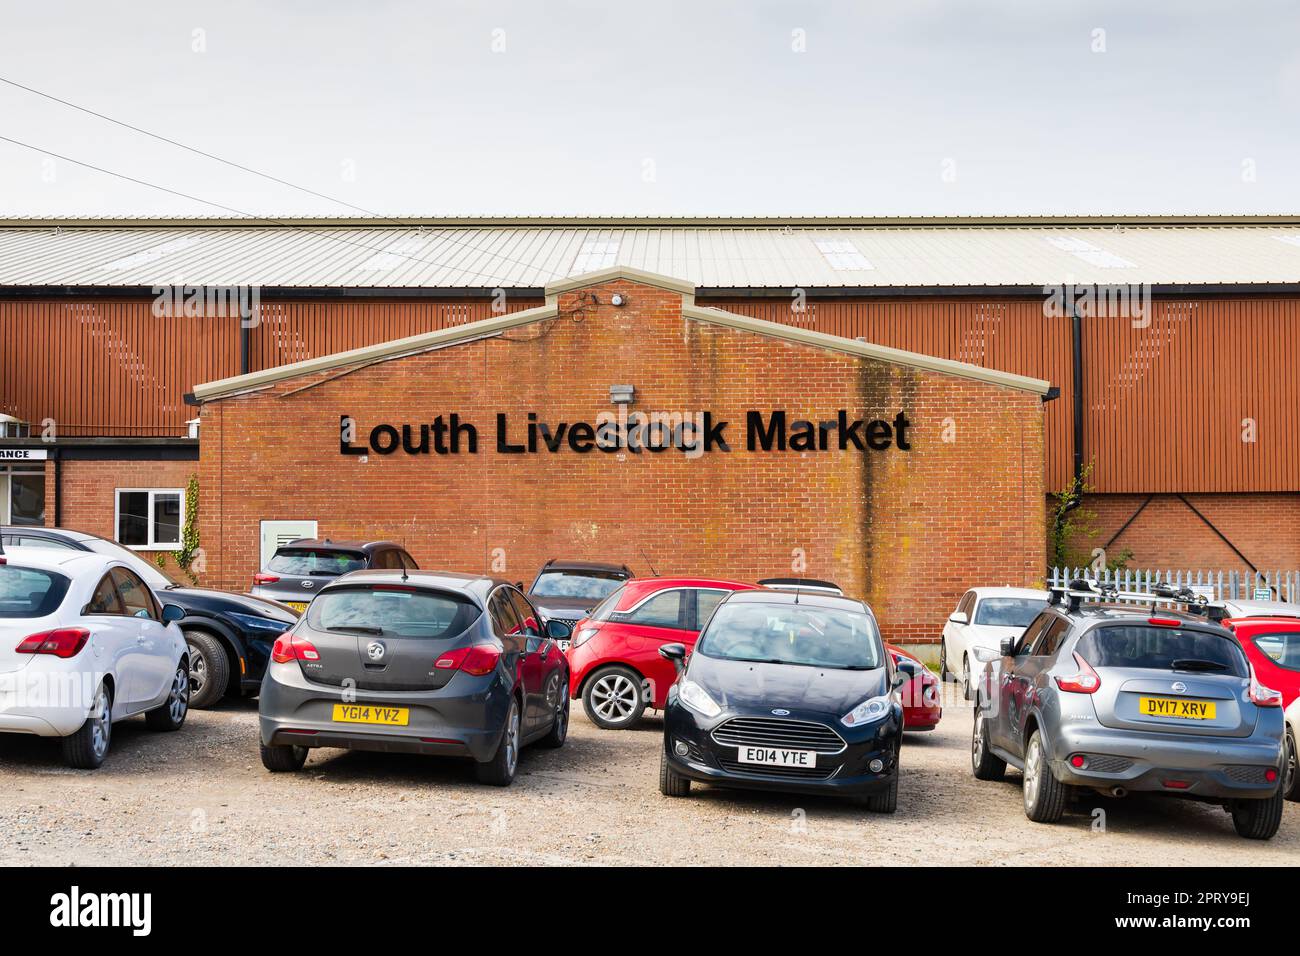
[3,219,1300,289]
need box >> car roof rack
[1048,578,1229,621]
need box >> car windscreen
[268,548,367,576]
[307,586,481,639]
[975,598,1049,627]
[0,566,72,618]
[531,570,627,600]
[1077,625,1248,677]
[696,602,882,670]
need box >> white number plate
[736,746,817,768]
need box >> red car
[566,577,758,729]
[1225,616,1300,707]
[888,643,942,731]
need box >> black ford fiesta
[659,588,909,812]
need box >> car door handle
[136,635,147,644]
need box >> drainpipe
[1054,304,1085,542]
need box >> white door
[112,568,172,706]
[83,572,142,712]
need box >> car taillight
[433,644,501,677]
[571,625,600,648]
[271,634,320,664]
[1055,652,1101,694]
[1148,617,1181,627]
[253,573,280,585]
[1247,671,1282,707]
[15,627,90,659]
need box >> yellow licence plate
[332,704,409,726]
[285,601,309,613]
[1139,696,1216,720]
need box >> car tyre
[961,654,973,700]
[185,631,230,709]
[1232,787,1285,840]
[1022,729,1069,823]
[62,682,112,770]
[144,663,189,731]
[939,639,951,682]
[476,697,521,786]
[537,683,569,749]
[582,665,646,729]
[259,741,308,772]
[971,705,1006,781]
[659,748,691,797]
[1283,729,1298,803]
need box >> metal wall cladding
[707,297,1300,495]
[3,295,1299,496]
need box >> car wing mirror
[659,642,688,674]
[999,637,1016,657]
[948,611,969,625]
[545,618,572,641]
[161,603,185,624]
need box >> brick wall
[198,278,1046,644]
[1055,492,1300,572]
[54,459,197,568]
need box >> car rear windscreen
[0,566,72,618]
[1078,625,1248,677]
[268,548,367,576]
[307,586,481,639]
[697,602,882,670]
[975,597,1049,627]
[531,570,626,600]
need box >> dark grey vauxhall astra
[258,570,572,785]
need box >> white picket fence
[1048,567,1300,603]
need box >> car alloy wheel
[189,652,208,697]
[167,665,189,724]
[1023,734,1043,811]
[89,686,111,760]
[590,672,639,722]
[1285,731,1297,800]
[503,704,520,777]
[962,655,972,700]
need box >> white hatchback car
[0,547,190,768]
[940,586,1049,698]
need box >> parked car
[250,539,418,613]
[658,588,905,812]
[566,576,759,729]
[941,586,1049,699]
[1221,613,1300,802]
[757,577,941,731]
[2,525,298,708]
[0,546,189,768]
[970,582,1287,839]
[527,559,633,647]
[1286,698,1299,803]
[258,570,572,786]
[889,643,942,731]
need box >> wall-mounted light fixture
[609,384,635,405]
[610,293,627,307]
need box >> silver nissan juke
[258,570,572,785]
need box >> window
[1078,625,1248,678]
[0,565,71,618]
[86,573,125,615]
[622,590,683,629]
[307,586,480,639]
[697,602,882,670]
[112,568,158,620]
[488,589,523,637]
[976,598,1050,627]
[1252,632,1300,672]
[957,591,977,617]
[1015,613,1053,655]
[1032,619,1071,657]
[0,467,45,526]
[507,589,541,637]
[2,533,73,550]
[115,488,183,550]
[694,589,730,630]
[267,548,366,576]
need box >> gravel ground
[0,687,1295,866]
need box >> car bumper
[1051,723,1283,800]
[901,677,941,730]
[0,665,97,737]
[663,700,902,799]
[258,661,509,763]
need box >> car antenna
[639,548,659,577]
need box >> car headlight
[841,694,893,727]
[226,612,293,634]
[571,626,599,648]
[678,680,721,719]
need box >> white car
[1286,697,1299,803]
[940,586,1049,698]
[0,547,190,768]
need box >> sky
[1,0,1299,218]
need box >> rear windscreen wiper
[1170,659,1229,672]
[325,625,383,635]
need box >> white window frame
[114,487,184,551]
[1,466,46,526]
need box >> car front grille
[1085,755,1134,774]
[716,759,838,780]
[1224,765,1272,784]
[711,716,846,755]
